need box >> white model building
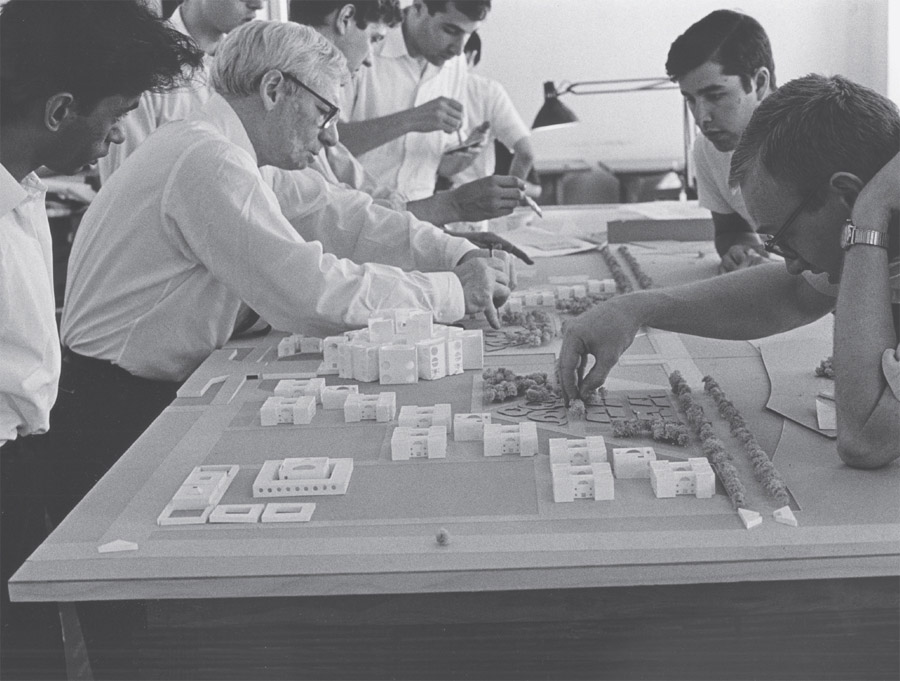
[483,422,538,457]
[551,462,614,502]
[648,458,715,498]
[391,426,448,460]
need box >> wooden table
[11,206,899,680]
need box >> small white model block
[260,395,316,426]
[738,507,763,529]
[538,290,557,306]
[378,342,418,385]
[261,502,316,523]
[391,426,448,460]
[321,384,358,409]
[483,422,538,457]
[98,539,139,553]
[351,342,380,383]
[398,404,452,432]
[416,338,447,380]
[612,447,657,478]
[457,329,484,370]
[277,334,302,358]
[299,337,323,354]
[320,336,347,374]
[403,310,434,341]
[367,316,395,343]
[523,292,540,306]
[649,458,715,498]
[773,505,798,527]
[344,392,396,422]
[278,457,330,480]
[337,342,355,379]
[274,378,326,403]
[454,413,491,441]
[209,503,264,524]
[551,462,614,502]
[445,337,464,375]
[548,437,607,465]
[253,458,353,497]
[344,328,369,342]
[587,279,603,294]
[601,279,617,293]
[556,285,574,300]
[171,478,225,510]
[571,284,587,298]
[507,296,524,313]
[157,504,214,526]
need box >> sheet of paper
[625,200,710,221]
[502,225,599,259]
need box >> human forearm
[508,138,535,181]
[406,193,456,226]
[626,263,831,340]
[338,114,414,156]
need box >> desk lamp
[533,78,696,194]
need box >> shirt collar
[167,5,191,39]
[0,164,45,218]
[197,93,258,164]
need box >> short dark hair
[0,0,203,123]
[666,10,775,93]
[464,31,481,65]
[730,74,900,201]
[289,0,401,30]
[423,1,491,22]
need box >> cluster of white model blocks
[327,310,482,384]
[391,426,447,460]
[260,395,316,426]
[277,333,324,358]
[344,391,396,423]
[274,377,326,403]
[648,458,715,498]
[253,456,353,497]
[502,279,617,312]
[611,446,657,478]
[549,437,613,502]
[483,422,538,457]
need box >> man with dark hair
[289,0,530,236]
[338,0,492,200]
[0,0,202,672]
[559,74,899,470]
[97,0,266,183]
[666,10,776,272]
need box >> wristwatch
[840,219,889,250]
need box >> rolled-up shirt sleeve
[883,345,900,400]
[168,141,466,337]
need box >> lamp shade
[532,81,578,130]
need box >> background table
[11,206,899,680]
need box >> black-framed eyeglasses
[280,71,340,130]
[762,186,820,259]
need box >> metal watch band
[842,220,889,250]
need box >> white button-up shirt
[0,167,59,444]
[96,6,213,184]
[311,142,408,212]
[62,94,469,382]
[342,26,468,201]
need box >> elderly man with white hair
[49,20,508,523]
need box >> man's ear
[259,70,283,111]
[753,67,770,101]
[335,4,356,36]
[828,171,865,210]
[44,93,75,132]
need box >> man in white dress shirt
[339,0,490,200]
[0,0,202,671]
[50,21,508,524]
[666,10,776,272]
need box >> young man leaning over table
[289,0,530,259]
[48,21,510,526]
[559,75,899,470]
[667,10,776,273]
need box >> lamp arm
[558,77,675,96]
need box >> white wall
[475,0,890,167]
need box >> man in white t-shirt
[666,10,775,272]
[339,0,491,201]
[448,31,534,186]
